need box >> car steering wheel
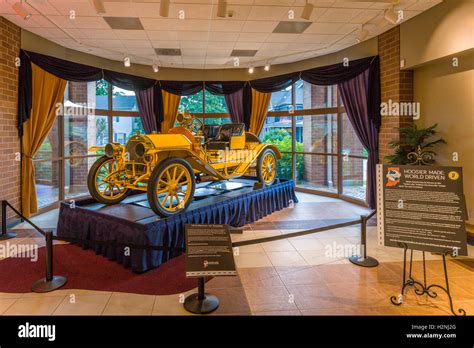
[176,112,204,135]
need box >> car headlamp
[105,143,123,158]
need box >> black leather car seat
[203,125,220,141]
[206,123,245,150]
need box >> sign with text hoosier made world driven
[376,164,468,255]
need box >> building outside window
[261,81,368,203]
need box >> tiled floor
[2,192,473,316]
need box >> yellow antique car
[87,112,280,217]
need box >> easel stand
[184,277,219,314]
[390,244,466,316]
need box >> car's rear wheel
[147,158,196,217]
[87,156,129,204]
[257,148,277,186]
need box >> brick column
[65,82,89,194]
[378,26,414,163]
[0,18,21,220]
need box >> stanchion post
[0,200,17,240]
[197,277,205,300]
[32,231,67,293]
[183,277,219,314]
[348,214,379,267]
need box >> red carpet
[0,245,205,295]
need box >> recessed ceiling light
[230,49,258,57]
[301,1,313,20]
[217,0,227,18]
[155,48,182,56]
[273,21,311,34]
[248,67,254,74]
[91,0,105,15]
[12,2,32,20]
[152,64,159,73]
[160,0,170,17]
[104,17,144,30]
[264,64,270,71]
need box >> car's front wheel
[87,156,129,204]
[147,158,196,217]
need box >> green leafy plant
[385,123,446,165]
[262,128,304,179]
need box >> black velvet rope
[4,198,375,253]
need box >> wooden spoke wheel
[87,156,129,204]
[257,148,277,186]
[147,158,196,217]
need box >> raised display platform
[57,179,298,272]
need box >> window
[300,114,337,154]
[204,117,231,125]
[34,117,60,209]
[113,116,145,144]
[297,154,338,193]
[112,86,138,112]
[34,80,144,211]
[95,80,109,109]
[205,90,227,113]
[178,89,231,125]
[64,114,109,157]
[341,113,368,200]
[179,90,203,113]
[268,84,292,112]
[263,80,368,204]
[297,82,337,109]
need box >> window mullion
[108,83,113,143]
[337,87,343,196]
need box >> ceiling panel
[233,41,263,50]
[146,30,179,41]
[0,0,436,69]
[151,40,180,49]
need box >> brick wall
[0,17,20,220]
[378,26,414,162]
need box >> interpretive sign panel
[185,224,237,277]
[377,164,468,255]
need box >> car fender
[155,149,228,180]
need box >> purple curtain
[136,86,161,133]
[338,69,379,209]
[224,89,244,124]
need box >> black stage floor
[79,178,256,225]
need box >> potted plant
[385,123,446,165]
